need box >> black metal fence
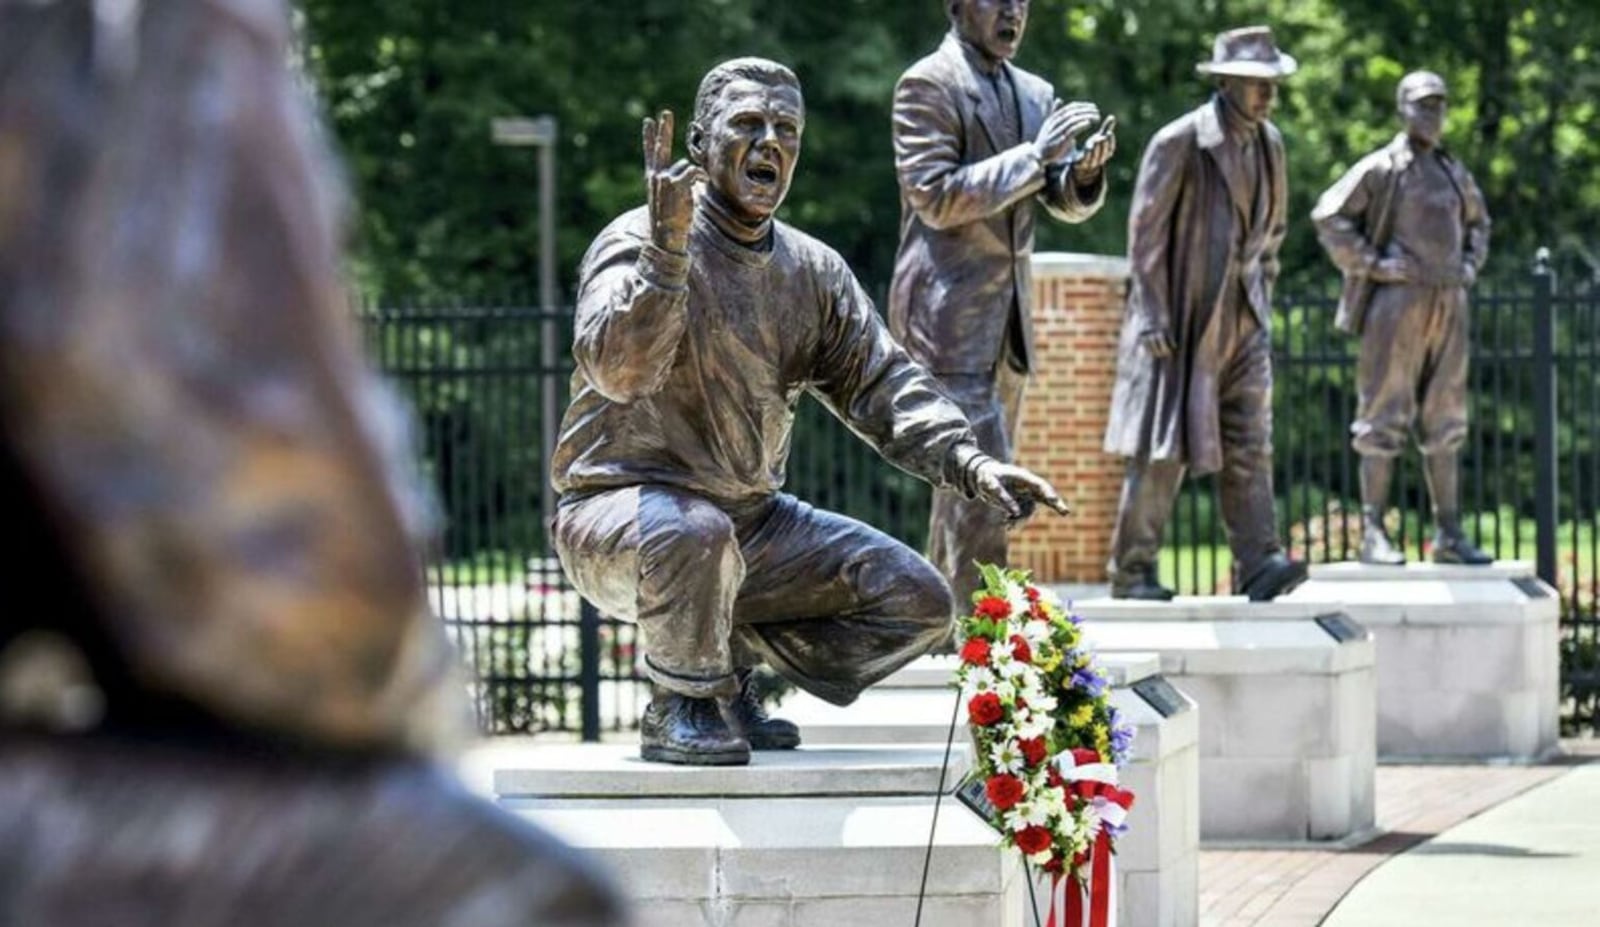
[360,252,1600,737]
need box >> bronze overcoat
[1103,99,1288,475]
[888,34,1106,375]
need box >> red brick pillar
[1010,253,1129,584]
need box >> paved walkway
[1201,744,1598,927]
[1322,759,1600,927]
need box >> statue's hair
[692,57,802,130]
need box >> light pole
[490,115,561,572]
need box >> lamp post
[490,115,561,582]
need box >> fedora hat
[1196,26,1298,79]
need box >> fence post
[1532,247,1559,585]
[579,598,602,742]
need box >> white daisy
[991,738,1026,775]
[961,667,997,698]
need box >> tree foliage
[299,0,1597,299]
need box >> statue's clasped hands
[643,109,704,253]
[1033,100,1117,183]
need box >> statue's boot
[1358,456,1406,566]
[728,668,801,750]
[1237,551,1308,601]
[1424,454,1493,565]
[1110,565,1176,601]
[640,686,750,766]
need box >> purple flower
[1108,705,1136,764]
[1072,665,1106,697]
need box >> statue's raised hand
[1033,100,1100,167]
[643,110,704,253]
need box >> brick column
[1010,252,1129,584]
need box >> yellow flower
[1070,704,1094,727]
[1038,649,1062,672]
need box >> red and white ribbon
[1046,749,1135,927]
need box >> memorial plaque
[1132,676,1191,718]
[1315,613,1371,643]
[1513,577,1553,600]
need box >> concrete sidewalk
[1322,760,1600,926]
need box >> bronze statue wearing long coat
[890,26,1109,609]
[1102,99,1287,474]
[1102,25,1306,601]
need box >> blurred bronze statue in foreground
[889,0,1116,610]
[1102,26,1307,601]
[0,1,622,923]
[1312,70,1493,566]
[552,58,1068,767]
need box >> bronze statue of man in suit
[1312,71,1493,566]
[1102,26,1307,601]
[890,0,1116,610]
[552,58,1068,766]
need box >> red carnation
[1009,634,1033,664]
[1042,854,1064,874]
[1018,737,1048,768]
[959,637,992,666]
[975,596,1011,620]
[1015,825,1053,855]
[1046,765,1065,788]
[985,773,1025,811]
[1025,585,1042,603]
[968,692,1004,726]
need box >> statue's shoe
[1358,524,1407,566]
[732,670,801,751]
[640,692,751,766]
[1110,574,1176,601]
[1432,531,1493,566]
[1238,552,1309,601]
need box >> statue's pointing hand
[970,456,1072,526]
[643,109,704,253]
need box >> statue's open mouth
[746,163,779,185]
[998,25,1019,42]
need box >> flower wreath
[955,564,1136,924]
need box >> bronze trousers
[925,361,1026,612]
[1352,284,1469,459]
[554,486,952,706]
[1109,304,1282,583]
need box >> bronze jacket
[888,34,1106,376]
[553,206,978,505]
[1311,133,1490,335]
[1103,99,1288,474]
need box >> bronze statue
[1102,26,1307,601]
[889,0,1115,611]
[0,1,622,923]
[1312,71,1493,565]
[551,58,1068,766]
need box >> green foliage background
[299,0,1598,299]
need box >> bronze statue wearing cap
[1312,70,1493,565]
[1103,26,1308,600]
[888,0,1116,613]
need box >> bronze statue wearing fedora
[1312,71,1493,566]
[888,0,1116,612]
[1103,26,1307,601]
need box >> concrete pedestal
[494,745,1028,927]
[777,654,1200,927]
[1284,561,1559,761]
[1066,597,1377,845]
